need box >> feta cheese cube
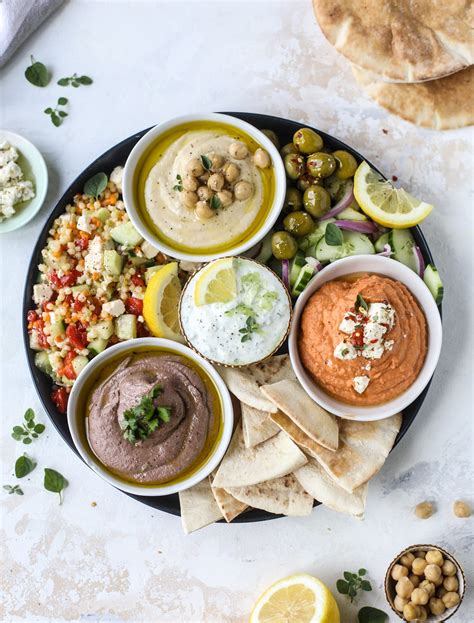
[77,213,92,233]
[334,341,358,360]
[33,283,53,305]
[102,299,125,317]
[0,143,19,167]
[0,161,22,185]
[353,375,370,394]
[339,314,356,335]
[362,342,385,360]
[141,240,159,259]
[109,166,123,192]
[368,302,395,328]
[364,321,387,342]
[84,236,104,273]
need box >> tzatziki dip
[180,257,291,366]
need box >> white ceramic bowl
[289,255,442,421]
[67,337,234,496]
[0,130,48,233]
[122,112,286,262]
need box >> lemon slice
[354,161,433,228]
[143,262,184,342]
[194,257,237,306]
[250,574,340,623]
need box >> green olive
[261,129,280,149]
[271,231,298,260]
[283,210,314,237]
[280,142,298,157]
[333,150,358,179]
[284,153,305,180]
[293,128,324,155]
[283,187,303,212]
[303,185,331,218]
[306,152,337,178]
[297,174,320,192]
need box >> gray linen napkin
[0,0,64,68]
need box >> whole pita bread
[225,474,314,517]
[310,413,402,493]
[313,0,474,83]
[353,64,474,130]
[294,458,367,517]
[209,474,248,522]
[270,410,328,458]
[218,355,296,413]
[241,402,279,448]
[212,424,307,489]
[179,479,223,534]
[260,379,339,451]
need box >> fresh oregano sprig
[3,484,24,496]
[44,97,69,127]
[44,468,68,505]
[325,222,343,246]
[173,174,183,192]
[336,569,372,602]
[15,454,36,478]
[84,172,108,199]
[239,316,260,343]
[24,55,50,87]
[58,73,93,88]
[11,408,45,444]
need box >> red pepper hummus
[298,273,428,406]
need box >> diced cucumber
[72,355,89,377]
[50,319,65,338]
[255,232,273,264]
[291,264,315,297]
[375,232,390,252]
[145,265,164,283]
[95,207,110,222]
[35,351,52,376]
[289,252,306,286]
[88,338,108,356]
[299,218,336,251]
[423,264,444,304]
[104,249,123,276]
[389,229,417,272]
[316,231,375,263]
[110,221,143,247]
[129,255,149,266]
[29,331,42,351]
[71,284,89,295]
[115,314,137,340]
[88,319,114,341]
[337,207,368,222]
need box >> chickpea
[229,142,248,160]
[217,190,233,207]
[409,574,421,588]
[208,173,225,192]
[210,154,224,170]
[414,551,427,559]
[442,560,457,576]
[197,185,212,201]
[182,175,198,191]
[433,574,444,587]
[195,201,214,219]
[437,586,447,599]
[400,552,415,567]
[443,575,459,592]
[419,580,435,598]
[412,557,428,576]
[222,162,240,183]
[416,605,428,621]
[253,148,271,169]
[424,564,442,583]
[403,602,420,621]
[391,564,409,581]
[394,595,408,612]
[425,549,444,566]
[415,501,434,519]
[186,158,204,177]
[429,597,446,615]
[453,500,472,518]
[396,576,414,599]
[234,180,254,201]
[199,171,211,184]
[411,587,429,605]
[181,190,198,208]
[442,591,460,608]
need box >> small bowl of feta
[0,130,48,233]
[179,256,292,367]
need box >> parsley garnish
[355,294,369,312]
[173,174,183,192]
[121,384,172,444]
[239,316,260,343]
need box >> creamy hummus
[87,353,214,483]
[144,129,267,251]
[298,274,428,406]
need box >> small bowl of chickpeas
[385,544,466,622]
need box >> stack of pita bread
[312,0,474,130]
[179,355,402,533]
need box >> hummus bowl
[67,337,234,496]
[289,255,442,421]
[122,113,286,262]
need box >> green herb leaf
[79,75,93,85]
[15,454,36,478]
[34,424,45,434]
[200,155,212,171]
[358,569,367,576]
[57,78,69,86]
[12,426,25,435]
[355,294,369,312]
[337,569,371,603]
[225,303,254,317]
[72,81,80,87]
[84,172,108,199]
[325,222,343,246]
[23,437,32,445]
[343,571,353,582]
[358,606,388,623]
[25,56,49,87]
[210,194,222,210]
[361,580,372,592]
[44,107,53,114]
[336,580,349,595]
[57,97,68,106]
[58,111,68,118]
[51,113,61,127]
[24,409,35,422]
[44,468,68,504]
[121,384,172,445]
[239,316,260,342]
[3,484,24,495]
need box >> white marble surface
[1,1,473,621]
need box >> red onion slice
[414,245,425,278]
[305,256,322,272]
[319,181,354,221]
[376,244,393,257]
[281,259,290,289]
[335,220,379,234]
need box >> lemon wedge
[250,574,340,623]
[354,161,433,228]
[143,262,184,342]
[194,257,237,306]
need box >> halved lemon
[354,161,433,228]
[250,574,340,623]
[143,262,184,342]
[194,257,237,306]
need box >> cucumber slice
[289,252,306,286]
[423,264,444,304]
[71,284,89,295]
[104,249,123,276]
[337,207,368,222]
[145,265,164,283]
[291,264,315,297]
[389,229,417,272]
[50,319,65,338]
[72,355,89,377]
[29,331,42,351]
[95,207,110,222]
[255,233,273,264]
[88,338,108,356]
[299,218,336,251]
[88,319,114,341]
[115,314,137,340]
[375,232,390,252]
[35,351,53,376]
[316,231,375,263]
[110,221,143,247]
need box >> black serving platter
[23,112,439,522]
